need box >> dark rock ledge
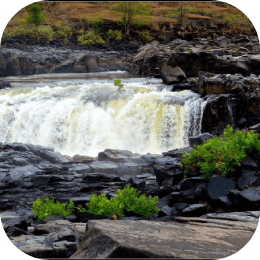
[0,140,259,258]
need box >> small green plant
[114,79,124,90]
[137,30,153,42]
[32,197,75,221]
[25,4,46,27]
[78,184,160,219]
[107,29,122,42]
[180,125,260,179]
[77,30,105,45]
[186,49,191,53]
[207,36,212,41]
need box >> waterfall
[0,75,206,156]
[227,98,235,127]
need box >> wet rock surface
[0,142,259,258]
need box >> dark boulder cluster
[1,137,260,257]
[129,36,260,77]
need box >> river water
[0,71,207,156]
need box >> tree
[167,3,188,26]
[114,2,151,35]
[25,4,46,26]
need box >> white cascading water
[0,73,207,156]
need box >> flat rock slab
[71,219,257,259]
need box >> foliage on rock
[77,30,105,45]
[180,125,260,179]
[32,197,75,221]
[55,22,73,43]
[137,30,153,42]
[114,79,124,90]
[107,29,122,42]
[77,184,160,219]
[32,185,159,221]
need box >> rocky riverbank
[1,133,260,258]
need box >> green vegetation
[77,184,160,219]
[32,197,75,221]
[107,29,122,42]
[207,36,212,41]
[186,49,191,53]
[77,30,105,45]
[180,125,260,179]
[113,2,151,35]
[4,24,55,41]
[55,22,73,43]
[25,4,46,26]
[223,13,251,30]
[166,3,189,26]
[137,30,153,42]
[32,185,159,221]
[114,79,124,90]
[85,13,105,32]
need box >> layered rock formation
[1,142,260,258]
[0,47,127,77]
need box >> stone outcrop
[129,36,260,78]
[0,134,260,258]
[0,80,11,89]
[0,47,127,77]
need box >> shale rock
[0,137,260,258]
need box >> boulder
[161,66,186,85]
[181,204,207,217]
[189,133,214,147]
[0,80,11,89]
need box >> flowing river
[0,72,207,156]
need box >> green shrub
[207,36,212,41]
[3,24,54,41]
[186,49,191,53]
[77,30,105,45]
[114,79,124,90]
[55,22,73,43]
[107,29,122,42]
[77,184,160,219]
[180,125,260,179]
[137,30,153,42]
[32,197,75,221]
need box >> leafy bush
[3,24,54,41]
[25,4,46,26]
[207,36,212,41]
[114,79,124,90]
[55,22,73,43]
[137,30,153,42]
[32,197,75,221]
[180,125,260,179]
[107,29,122,42]
[77,184,160,219]
[77,30,105,45]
